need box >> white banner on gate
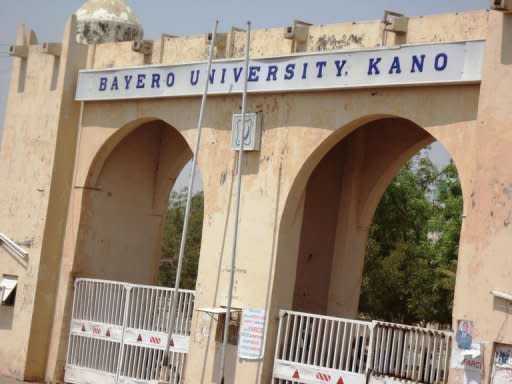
[273,360,367,384]
[123,328,189,353]
[76,40,484,101]
[70,319,123,342]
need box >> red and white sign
[273,360,366,384]
[70,320,123,342]
[124,328,189,353]
[317,372,332,382]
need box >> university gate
[2,5,511,384]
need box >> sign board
[76,40,484,101]
[238,308,266,359]
[231,113,261,151]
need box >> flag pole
[160,19,219,381]
[218,20,251,384]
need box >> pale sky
[0,0,489,174]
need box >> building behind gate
[0,1,511,383]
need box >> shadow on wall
[0,306,14,330]
[502,14,512,64]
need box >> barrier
[272,310,372,384]
[371,321,452,384]
[272,310,452,384]
[65,278,194,384]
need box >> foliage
[358,151,462,326]
[158,189,204,289]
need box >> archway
[273,116,464,320]
[73,119,199,285]
[268,116,464,383]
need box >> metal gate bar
[272,310,452,384]
[371,321,452,384]
[65,278,195,384]
[272,310,372,384]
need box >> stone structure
[0,1,511,383]
[75,0,143,44]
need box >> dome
[75,0,144,44]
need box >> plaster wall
[0,17,86,380]
[450,11,512,380]
[85,10,489,70]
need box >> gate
[370,321,452,384]
[272,310,453,384]
[65,278,195,384]
[272,310,372,384]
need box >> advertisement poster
[457,320,474,350]
[238,308,266,360]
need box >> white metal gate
[65,278,195,384]
[272,310,372,384]
[272,310,452,384]
[370,321,452,384]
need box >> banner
[76,40,484,101]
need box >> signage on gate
[273,361,365,384]
[124,328,190,353]
[317,372,332,382]
[70,320,123,342]
[75,41,484,101]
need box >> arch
[72,118,198,285]
[271,115,464,319]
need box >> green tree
[359,151,462,326]
[159,189,204,289]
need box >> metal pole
[218,20,251,384]
[160,20,219,377]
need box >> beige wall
[0,16,87,380]
[451,11,512,378]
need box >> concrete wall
[451,11,512,379]
[0,17,87,380]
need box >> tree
[358,151,462,326]
[159,189,204,289]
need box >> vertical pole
[218,20,251,384]
[115,285,132,384]
[160,19,219,377]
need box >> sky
[0,0,489,177]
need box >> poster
[457,320,474,350]
[238,308,266,360]
[492,344,512,384]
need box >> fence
[272,310,452,384]
[370,321,452,384]
[65,278,195,384]
[272,310,372,384]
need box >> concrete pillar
[452,10,512,382]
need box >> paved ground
[0,378,40,384]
